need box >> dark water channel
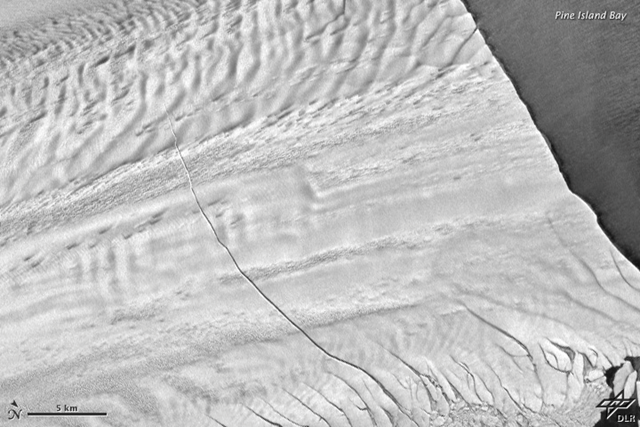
[464,0,640,270]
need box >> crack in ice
[163,104,407,418]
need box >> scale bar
[28,412,107,417]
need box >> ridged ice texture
[0,0,490,211]
[0,0,637,426]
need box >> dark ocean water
[464,0,640,269]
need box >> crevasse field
[1,0,638,425]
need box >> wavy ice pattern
[0,0,638,426]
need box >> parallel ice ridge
[0,0,638,426]
[0,0,490,214]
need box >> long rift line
[163,103,322,346]
[163,104,415,422]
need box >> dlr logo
[617,414,636,423]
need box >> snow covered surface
[464,0,640,274]
[0,0,638,425]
